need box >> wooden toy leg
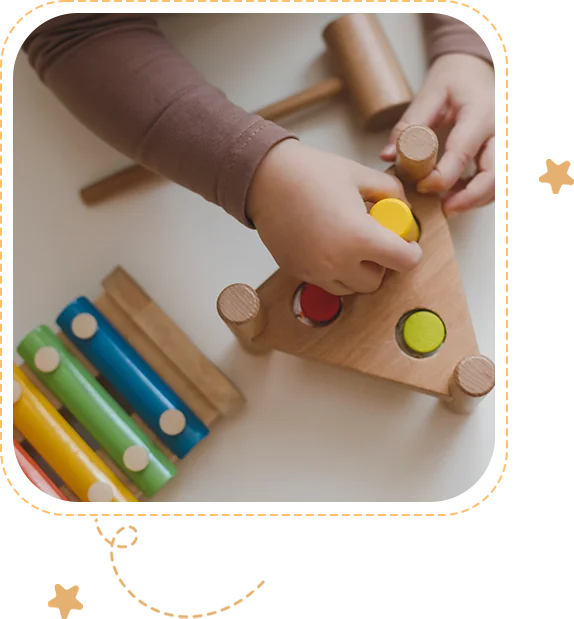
[395,125,439,184]
[217,284,270,354]
[447,355,495,414]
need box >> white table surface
[13,13,494,503]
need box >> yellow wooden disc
[369,198,420,242]
[402,311,445,355]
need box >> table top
[14,13,494,502]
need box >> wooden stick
[80,77,344,206]
[255,76,343,123]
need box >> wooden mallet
[80,14,412,206]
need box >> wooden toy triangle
[253,180,479,398]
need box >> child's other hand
[246,140,422,296]
[380,54,494,216]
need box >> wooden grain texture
[102,267,245,416]
[323,13,412,131]
[81,164,160,206]
[256,76,344,122]
[254,182,479,398]
[448,355,495,414]
[396,125,438,184]
[217,284,270,354]
[95,294,220,428]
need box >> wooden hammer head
[323,14,412,132]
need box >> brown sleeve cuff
[216,120,297,227]
[422,14,492,66]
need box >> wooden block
[252,182,479,398]
[95,294,220,428]
[102,267,245,416]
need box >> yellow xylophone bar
[13,364,137,502]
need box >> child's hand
[246,140,422,296]
[380,54,494,216]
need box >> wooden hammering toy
[80,14,412,206]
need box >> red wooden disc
[299,284,342,323]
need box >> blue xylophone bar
[57,297,209,459]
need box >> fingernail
[410,241,423,263]
[381,144,395,158]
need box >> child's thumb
[357,167,406,204]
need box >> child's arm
[24,14,295,226]
[422,13,492,65]
[25,14,421,295]
[381,15,494,216]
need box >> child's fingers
[418,109,492,194]
[319,280,355,296]
[443,171,494,215]
[441,179,469,204]
[443,137,495,214]
[435,104,456,129]
[357,167,407,203]
[361,219,423,272]
[380,88,447,161]
[340,261,385,295]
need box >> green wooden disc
[402,311,446,355]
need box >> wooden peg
[217,284,270,354]
[448,355,495,414]
[396,125,439,185]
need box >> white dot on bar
[88,481,114,502]
[159,409,186,436]
[71,313,98,340]
[13,380,22,403]
[123,445,149,472]
[34,347,60,373]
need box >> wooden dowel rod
[217,284,270,354]
[80,77,344,207]
[255,76,343,122]
[448,355,495,414]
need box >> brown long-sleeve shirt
[23,14,491,225]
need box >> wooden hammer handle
[81,76,344,206]
[255,76,343,123]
